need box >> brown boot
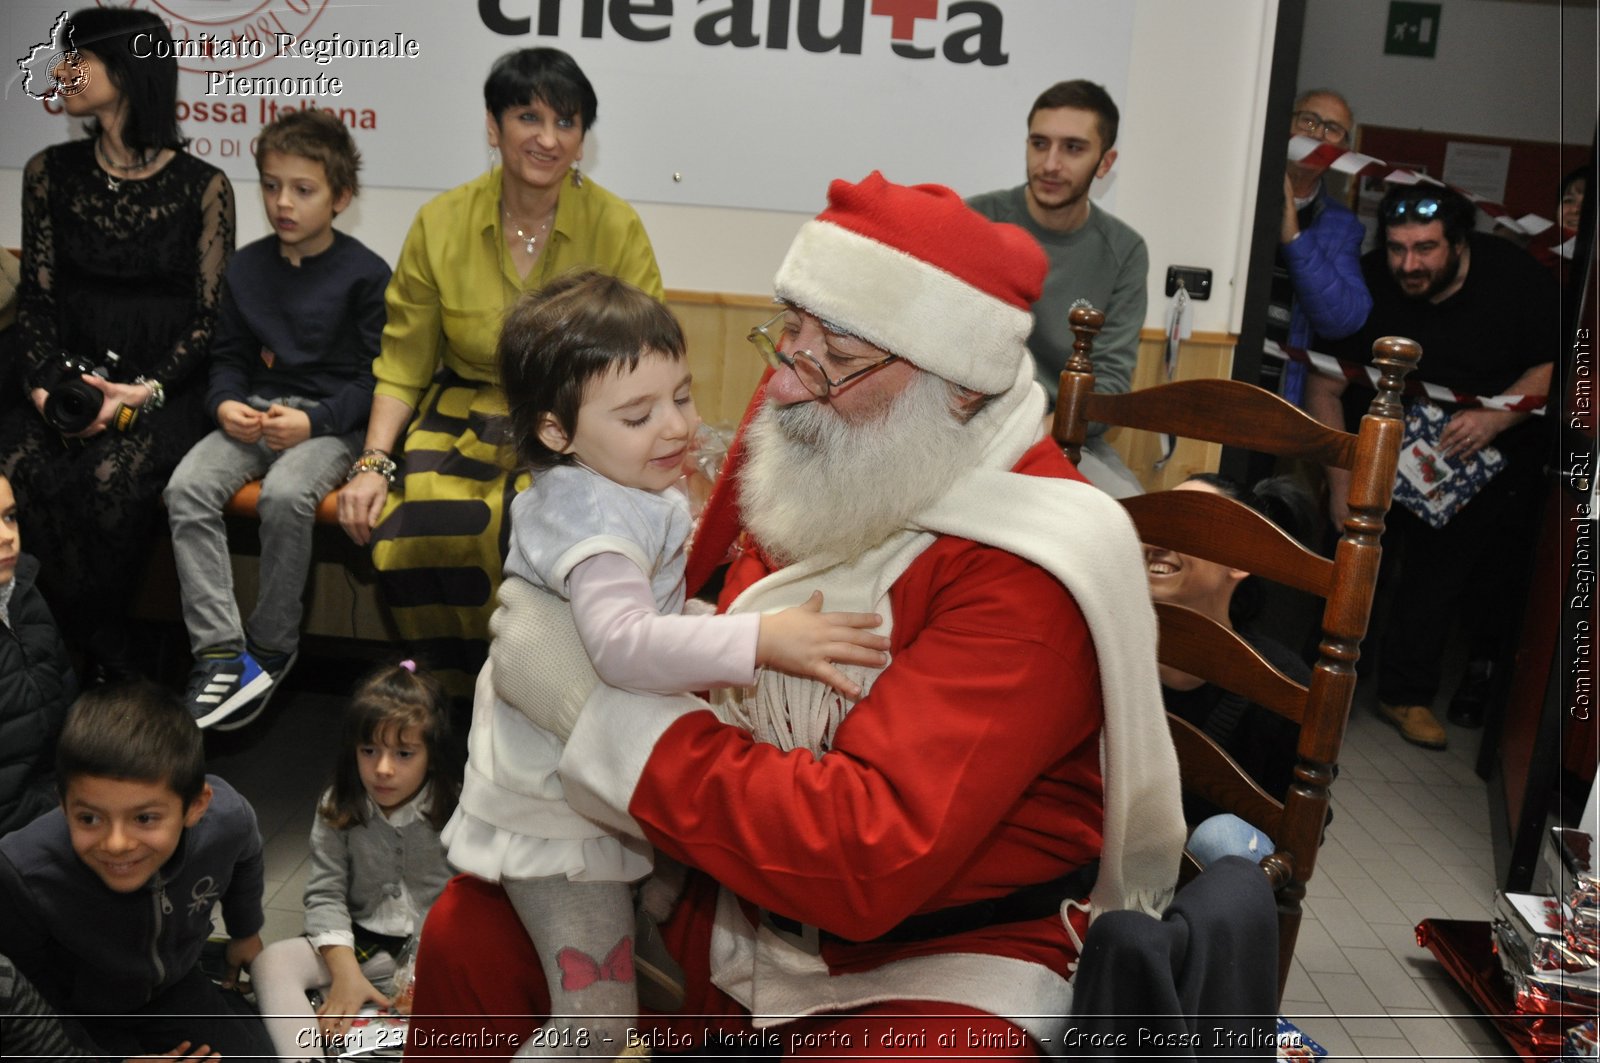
[1379,702,1448,750]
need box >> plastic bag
[388,933,420,1015]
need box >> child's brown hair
[56,681,207,808]
[318,661,459,830]
[255,108,362,199]
[498,270,685,472]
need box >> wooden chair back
[1051,306,1421,1001]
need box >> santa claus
[405,172,1183,1060]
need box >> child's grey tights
[504,875,638,1058]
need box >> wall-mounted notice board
[1356,124,1589,223]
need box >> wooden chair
[1051,306,1421,1002]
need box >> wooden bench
[84,281,787,676]
[133,479,393,674]
[223,479,342,524]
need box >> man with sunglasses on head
[1271,89,1371,405]
[402,174,1190,1060]
[1304,185,1557,751]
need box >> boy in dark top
[164,108,390,730]
[0,682,271,1058]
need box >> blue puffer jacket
[1282,188,1371,348]
[0,554,76,838]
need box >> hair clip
[399,659,417,673]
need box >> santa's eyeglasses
[747,312,898,400]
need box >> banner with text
[2,0,1133,213]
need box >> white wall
[1299,0,1596,147]
[1118,0,1277,333]
[0,0,1283,333]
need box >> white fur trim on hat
[774,220,1034,396]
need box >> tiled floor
[1279,694,1510,1060]
[209,665,1530,1061]
[206,684,350,955]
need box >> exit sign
[1386,2,1441,58]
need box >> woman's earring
[570,161,584,188]
[487,145,500,170]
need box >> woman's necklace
[503,204,554,255]
[94,137,156,191]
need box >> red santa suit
[406,442,1111,1055]
[403,174,1182,1060]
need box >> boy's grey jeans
[163,414,360,657]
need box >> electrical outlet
[1165,266,1212,300]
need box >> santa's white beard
[739,372,983,566]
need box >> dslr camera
[44,351,119,434]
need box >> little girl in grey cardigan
[249,662,460,1061]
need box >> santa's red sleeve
[560,528,1105,942]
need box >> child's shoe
[212,644,298,732]
[185,651,270,729]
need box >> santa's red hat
[774,171,1046,395]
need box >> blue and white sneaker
[211,647,298,733]
[185,652,271,730]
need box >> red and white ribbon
[1264,338,1547,415]
[1288,135,1555,237]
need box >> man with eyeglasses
[1270,89,1371,406]
[403,174,1190,1059]
[968,79,1149,498]
[1305,185,1556,751]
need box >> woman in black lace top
[0,7,235,675]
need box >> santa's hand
[757,592,890,699]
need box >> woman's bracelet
[134,375,166,410]
[346,449,398,485]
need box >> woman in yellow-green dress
[337,47,662,699]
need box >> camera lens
[45,378,102,434]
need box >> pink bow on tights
[557,938,635,991]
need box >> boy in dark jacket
[0,472,77,837]
[0,682,271,1058]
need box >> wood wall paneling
[134,293,1241,644]
[665,290,1243,492]
[1114,329,1239,491]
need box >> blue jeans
[1187,814,1274,868]
[164,423,358,657]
